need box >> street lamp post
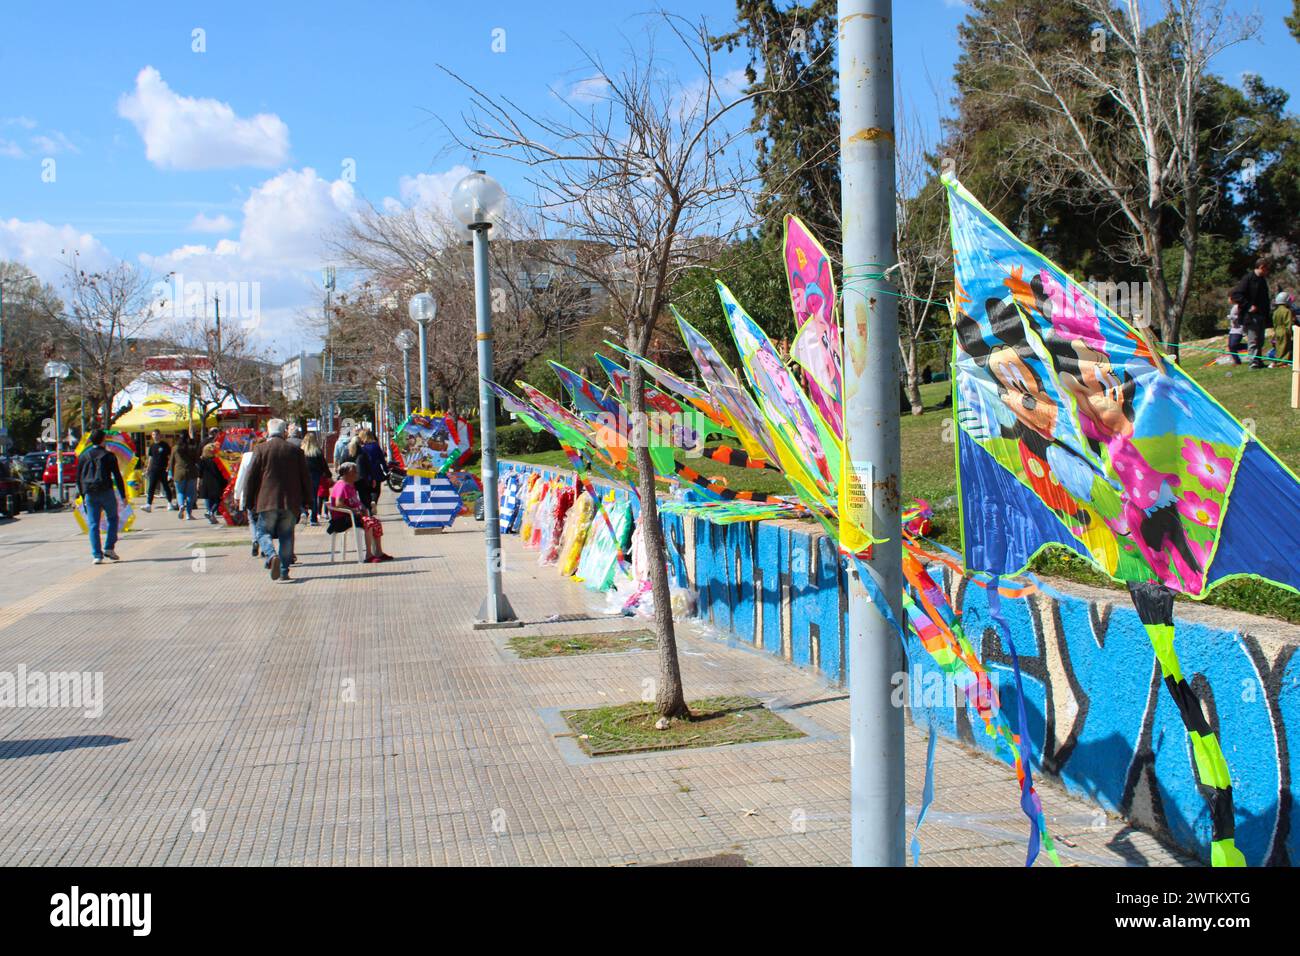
[44,361,72,504]
[838,0,905,866]
[408,294,435,413]
[452,170,518,628]
[394,329,415,420]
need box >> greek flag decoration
[396,475,461,530]
[499,473,524,535]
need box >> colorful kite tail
[1127,581,1246,867]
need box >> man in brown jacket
[243,418,312,581]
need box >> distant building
[280,352,322,402]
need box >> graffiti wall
[500,459,1298,866]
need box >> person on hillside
[197,442,228,525]
[1272,291,1294,369]
[358,428,388,510]
[1229,259,1271,369]
[234,435,265,556]
[301,431,329,526]
[76,428,127,565]
[170,431,201,520]
[142,429,175,512]
[242,418,311,582]
[1226,304,1245,364]
[328,461,392,563]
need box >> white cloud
[117,66,290,170]
[392,165,472,215]
[0,140,23,159]
[238,167,355,268]
[30,130,77,155]
[0,218,115,281]
[566,74,610,104]
[187,212,235,233]
[2,117,36,130]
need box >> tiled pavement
[0,501,1191,866]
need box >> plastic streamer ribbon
[986,578,1059,867]
[911,729,937,867]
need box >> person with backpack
[76,428,127,565]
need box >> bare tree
[155,306,273,435]
[443,12,775,718]
[980,0,1257,356]
[895,103,950,415]
[54,257,162,425]
[331,204,593,414]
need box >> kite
[783,214,844,439]
[946,173,1300,866]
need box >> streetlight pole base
[473,592,521,629]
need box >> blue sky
[1,0,1296,358]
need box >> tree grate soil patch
[508,629,656,659]
[562,695,805,756]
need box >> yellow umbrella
[112,394,218,433]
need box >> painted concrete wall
[500,460,1299,866]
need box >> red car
[42,452,78,489]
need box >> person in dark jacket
[197,443,228,524]
[170,431,201,520]
[358,428,388,510]
[242,418,312,582]
[142,429,175,512]
[301,431,329,525]
[77,428,127,564]
[1229,259,1272,369]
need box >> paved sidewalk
[0,502,1190,866]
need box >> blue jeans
[176,478,197,515]
[85,488,119,559]
[248,509,261,548]
[256,508,296,565]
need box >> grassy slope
[509,352,1300,622]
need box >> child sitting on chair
[328,461,393,563]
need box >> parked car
[42,452,78,490]
[0,458,23,518]
[18,451,50,482]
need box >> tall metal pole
[471,225,516,626]
[839,0,905,867]
[53,376,63,504]
[1,283,7,447]
[416,322,429,412]
[401,346,411,419]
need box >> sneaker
[142,503,152,513]
[269,555,281,580]
[251,542,260,557]
[92,556,103,565]
[207,514,218,525]
[186,513,195,520]
[279,570,291,582]
[166,501,176,510]
[104,550,120,561]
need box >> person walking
[234,435,265,556]
[197,442,228,524]
[242,418,311,582]
[1272,292,1294,369]
[1229,259,1272,370]
[1226,304,1244,365]
[77,428,127,565]
[301,432,329,526]
[358,428,388,510]
[170,431,201,520]
[142,429,175,512]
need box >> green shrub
[496,422,560,456]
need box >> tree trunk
[904,339,923,415]
[629,361,689,719]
